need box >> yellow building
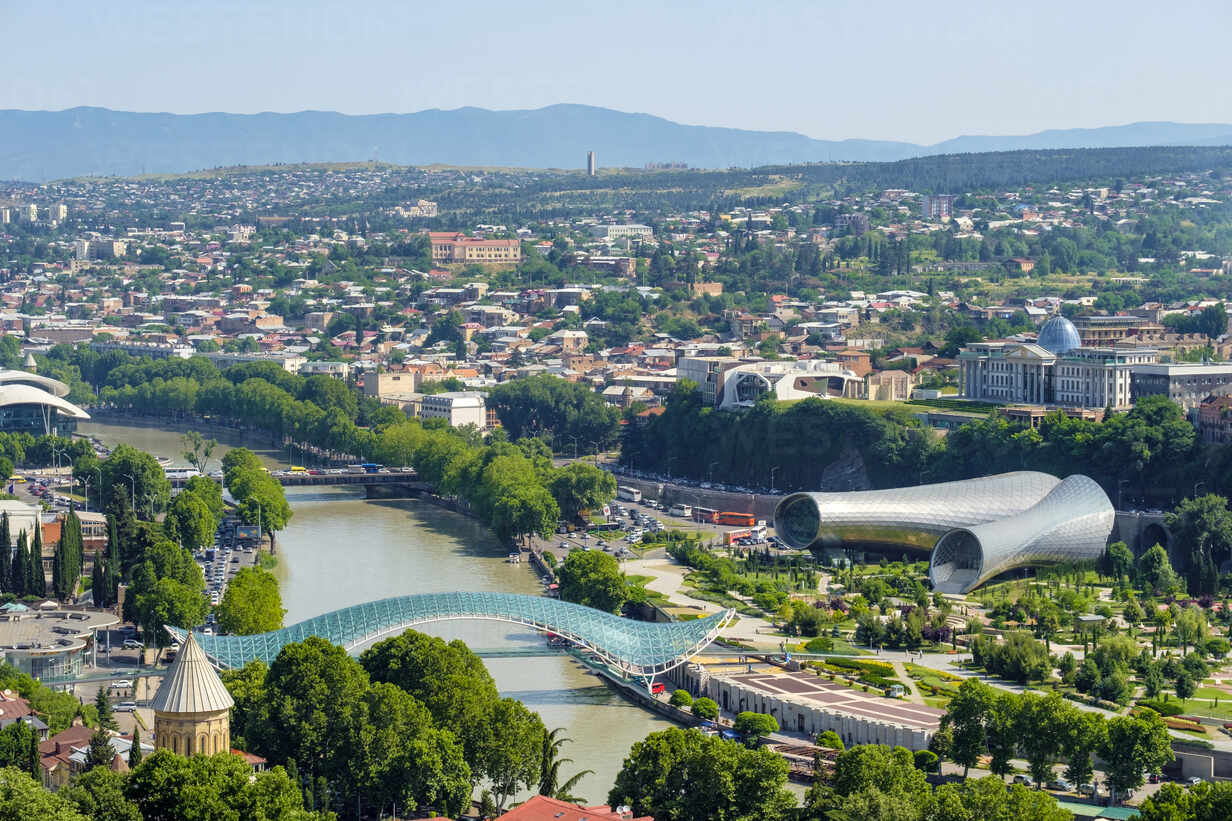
[151,633,233,757]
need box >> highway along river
[77,420,670,800]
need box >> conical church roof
[150,632,234,714]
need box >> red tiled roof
[497,795,653,821]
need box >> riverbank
[77,420,673,800]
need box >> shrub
[1136,699,1183,717]
[669,689,693,708]
[691,697,718,720]
[804,636,834,653]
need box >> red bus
[692,506,718,524]
[716,511,756,527]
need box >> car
[122,639,142,650]
[1079,783,1099,796]
[1148,773,1161,784]
[114,702,137,712]
[559,541,569,549]
[1188,777,1204,787]
[1012,775,1033,787]
[110,680,134,689]
[1047,779,1072,792]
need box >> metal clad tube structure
[929,474,1114,594]
[773,471,1062,552]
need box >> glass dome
[1037,315,1081,354]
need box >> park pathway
[890,660,926,704]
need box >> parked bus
[692,506,718,524]
[716,511,756,527]
[668,503,692,518]
[722,524,768,545]
[617,485,642,503]
[360,463,383,474]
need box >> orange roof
[497,795,653,821]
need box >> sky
[2,0,1230,145]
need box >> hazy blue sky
[3,0,1229,144]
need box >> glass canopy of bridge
[167,591,733,681]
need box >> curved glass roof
[167,592,733,678]
[1037,316,1081,355]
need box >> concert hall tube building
[773,471,1115,594]
[928,474,1114,594]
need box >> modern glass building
[774,471,1116,593]
[929,475,1114,593]
[774,472,1062,552]
[0,370,89,436]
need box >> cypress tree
[0,512,9,595]
[28,725,38,777]
[51,537,65,601]
[10,532,27,597]
[30,525,46,598]
[128,725,142,768]
[91,551,106,608]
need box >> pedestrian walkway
[890,660,926,704]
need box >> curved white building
[0,370,89,436]
[929,474,1114,594]
[718,360,862,409]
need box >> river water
[77,420,670,802]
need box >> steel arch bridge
[166,592,734,683]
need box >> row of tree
[938,678,1173,801]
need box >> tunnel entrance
[930,530,982,593]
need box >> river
[77,420,670,802]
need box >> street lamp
[708,461,719,482]
[589,440,603,465]
[769,466,780,494]
[1117,478,1130,511]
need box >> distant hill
[1,104,1230,181]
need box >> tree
[0,766,88,820]
[930,777,1071,821]
[732,711,779,747]
[1136,780,1232,821]
[9,531,27,597]
[481,698,545,813]
[608,728,794,821]
[1062,709,1105,787]
[1137,544,1182,596]
[1175,671,1196,703]
[831,744,930,800]
[181,431,218,476]
[220,660,267,750]
[538,727,593,803]
[1104,541,1134,582]
[669,689,693,708]
[0,722,37,771]
[1174,605,1209,655]
[816,730,844,751]
[60,767,141,821]
[248,637,370,794]
[359,630,500,777]
[125,541,208,643]
[128,725,142,770]
[125,750,325,821]
[216,567,285,635]
[163,490,217,554]
[1016,692,1073,787]
[1099,712,1174,802]
[942,678,993,777]
[691,697,719,720]
[84,725,115,771]
[227,467,293,551]
[1167,494,1232,595]
[0,513,10,595]
[99,444,171,518]
[549,462,617,521]
[556,549,627,614]
[95,686,115,731]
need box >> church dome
[1037,316,1081,354]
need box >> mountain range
[2,104,1231,181]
